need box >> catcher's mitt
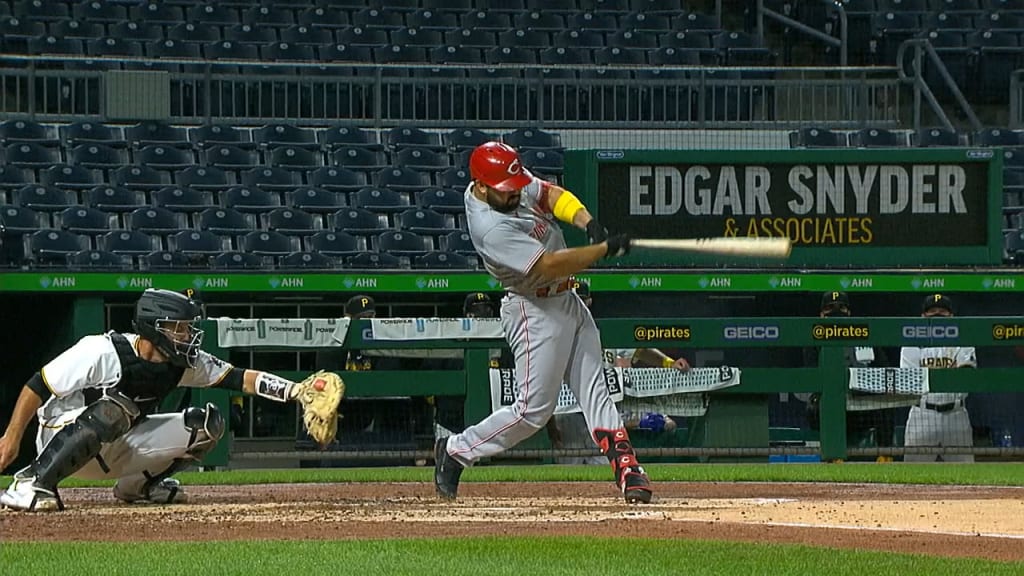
[293,370,344,447]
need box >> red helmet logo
[469,141,533,192]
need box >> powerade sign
[901,325,960,340]
[723,325,780,341]
[576,149,1001,266]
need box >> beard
[487,188,521,213]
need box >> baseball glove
[293,370,344,447]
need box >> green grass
[2,538,1020,576]
[4,462,1023,488]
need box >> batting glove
[605,234,631,258]
[586,220,608,244]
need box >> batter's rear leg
[564,308,652,503]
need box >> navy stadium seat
[346,251,402,268]
[56,206,112,234]
[395,148,449,171]
[386,127,445,151]
[70,144,126,170]
[791,127,847,148]
[136,146,194,170]
[224,186,281,214]
[241,167,301,190]
[281,25,334,46]
[332,207,387,235]
[267,207,318,235]
[109,21,162,43]
[190,124,251,148]
[269,146,322,170]
[0,205,42,234]
[199,207,255,235]
[188,5,241,27]
[169,230,226,255]
[373,167,432,190]
[320,126,381,150]
[175,166,231,191]
[852,128,907,147]
[66,249,130,270]
[153,186,215,213]
[126,122,189,148]
[280,251,336,269]
[254,124,319,149]
[15,185,73,211]
[397,207,450,235]
[418,187,465,214]
[62,122,126,148]
[204,145,260,171]
[167,23,221,43]
[5,143,60,168]
[502,128,561,150]
[212,252,265,269]
[308,230,361,257]
[39,164,98,190]
[288,187,346,213]
[309,167,368,191]
[442,230,476,254]
[438,168,471,189]
[101,230,159,255]
[975,129,1024,147]
[414,251,472,269]
[376,230,429,257]
[27,230,89,266]
[112,165,169,190]
[444,129,497,151]
[242,230,296,256]
[128,206,183,233]
[521,149,564,174]
[86,185,143,213]
[142,250,195,270]
[0,120,57,146]
[332,147,390,171]
[351,187,409,214]
[297,7,349,28]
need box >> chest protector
[108,332,186,415]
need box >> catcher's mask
[134,288,205,368]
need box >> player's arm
[632,348,691,371]
[543,183,595,230]
[0,376,47,471]
[898,347,920,368]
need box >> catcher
[0,288,342,512]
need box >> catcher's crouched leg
[113,403,224,505]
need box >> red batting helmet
[469,141,533,192]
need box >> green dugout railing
[186,315,1024,467]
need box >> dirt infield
[3,482,1024,562]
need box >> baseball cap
[820,291,850,310]
[345,295,375,317]
[922,293,955,314]
[572,279,591,298]
[463,292,493,314]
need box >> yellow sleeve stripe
[39,368,59,397]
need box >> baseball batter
[434,141,652,503]
[900,294,976,462]
[0,288,319,511]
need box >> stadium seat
[352,7,405,29]
[62,122,126,148]
[502,128,561,150]
[332,147,390,171]
[376,230,430,257]
[297,7,350,28]
[445,28,499,49]
[374,44,430,64]
[438,167,471,189]
[496,30,550,51]
[66,249,130,270]
[87,37,143,57]
[242,230,296,256]
[128,206,184,233]
[0,205,42,234]
[852,128,908,147]
[309,167,368,191]
[135,146,194,171]
[199,207,255,235]
[191,124,252,149]
[331,207,387,236]
[204,40,260,62]
[70,144,127,170]
[521,149,564,173]
[461,10,511,31]
[204,145,260,171]
[419,187,465,214]
[142,250,195,270]
[189,5,241,27]
[352,187,410,213]
[413,251,472,269]
[444,128,497,150]
[167,22,221,43]
[442,230,476,254]
[212,252,265,269]
[280,25,334,46]
[569,12,619,32]
[791,127,847,148]
[0,120,57,146]
[222,185,279,214]
[175,166,231,191]
[539,46,589,65]
[87,185,144,213]
[254,124,319,149]
[27,230,89,266]
[406,9,459,30]
[15,185,73,212]
[373,167,432,190]
[5,143,60,169]
[397,208,450,236]
[244,6,295,28]
[130,3,184,26]
[430,45,484,64]
[267,207,319,235]
[108,21,162,43]
[54,19,112,42]
[974,129,1024,147]
[39,164,98,190]
[153,186,215,213]
[320,126,381,150]
[307,230,361,257]
[125,122,189,148]
[336,26,391,47]
[386,127,445,151]
[240,167,301,191]
[55,206,113,234]
[346,251,402,268]
[269,146,322,170]
[288,187,346,213]
[101,230,159,255]
[261,42,317,61]
[280,251,336,269]
[147,39,202,59]
[169,230,226,255]
[394,148,450,171]
[112,163,167,190]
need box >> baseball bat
[631,237,793,259]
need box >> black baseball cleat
[434,436,463,500]
[621,466,653,504]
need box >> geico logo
[901,325,959,339]
[723,326,780,339]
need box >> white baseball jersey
[38,332,232,423]
[899,345,976,405]
[602,348,636,368]
[464,177,567,295]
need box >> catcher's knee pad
[34,398,133,488]
[183,402,224,459]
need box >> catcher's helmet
[133,288,205,368]
[469,141,533,192]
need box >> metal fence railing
[0,55,902,131]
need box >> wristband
[662,357,675,368]
[552,189,585,224]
